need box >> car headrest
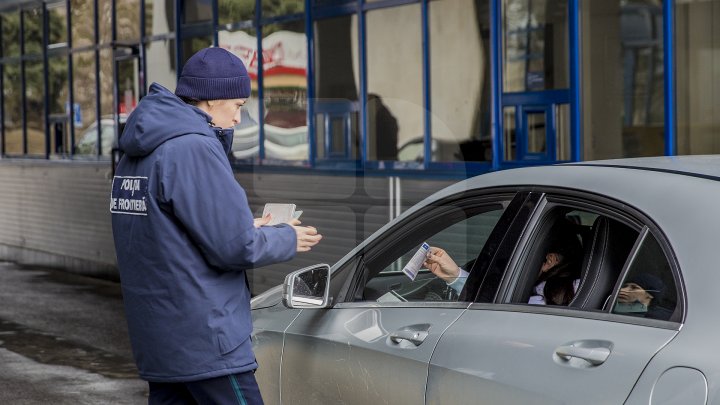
[570,216,636,309]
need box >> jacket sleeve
[157,134,296,271]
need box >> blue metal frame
[174,0,182,83]
[66,0,74,154]
[490,0,502,170]
[305,0,316,166]
[255,0,265,162]
[0,15,4,156]
[663,0,675,156]
[358,0,368,166]
[569,0,581,161]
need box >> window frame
[330,187,525,309]
[481,188,685,329]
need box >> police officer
[111,47,321,404]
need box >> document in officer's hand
[262,203,303,226]
[402,242,430,281]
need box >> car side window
[355,201,509,303]
[610,232,678,322]
[510,205,639,310]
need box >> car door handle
[390,330,428,346]
[555,345,611,366]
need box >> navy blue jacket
[110,83,296,382]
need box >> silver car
[251,156,717,404]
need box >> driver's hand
[423,247,460,283]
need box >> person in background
[111,47,321,405]
[614,273,671,320]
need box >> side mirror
[283,264,331,309]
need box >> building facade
[0,0,718,293]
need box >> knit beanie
[175,47,251,100]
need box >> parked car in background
[250,156,718,404]
[75,114,128,157]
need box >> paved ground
[0,261,147,404]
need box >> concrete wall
[0,160,453,293]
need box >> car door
[279,191,536,405]
[426,194,683,404]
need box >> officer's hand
[293,225,322,252]
[254,213,272,228]
[423,247,461,283]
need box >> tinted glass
[581,0,664,159]
[366,4,422,162]
[358,203,507,303]
[25,61,45,155]
[145,0,175,36]
[72,51,97,156]
[675,0,720,155]
[3,63,22,154]
[220,28,260,161]
[314,15,360,160]
[430,0,492,163]
[503,0,569,92]
[145,39,177,91]
[262,0,303,18]
[183,0,212,24]
[117,0,141,42]
[48,2,68,46]
[2,11,20,57]
[219,0,255,25]
[98,0,112,44]
[48,55,69,114]
[262,21,308,162]
[612,233,677,321]
[181,36,213,67]
[71,0,95,48]
[23,7,42,55]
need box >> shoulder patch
[110,176,149,216]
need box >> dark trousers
[148,371,264,405]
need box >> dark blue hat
[627,273,665,301]
[175,47,251,101]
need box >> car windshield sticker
[110,176,148,216]
[402,242,430,281]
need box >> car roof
[570,155,720,181]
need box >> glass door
[501,0,571,163]
[112,45,142,174]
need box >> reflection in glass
[262,0,303,18]
[581,0,664,159]
[2,11,20,57]
[219,0,255,25]
[145,0,175,37]
[262,21,308,162]
[220,29,261,160]
[71,0,95,48]
[98,0,112,44]
[503,0,569,92]
[430,0,491,163]
[556,103,570,160]
[48,56,69,114]
[3,63,22,154]
[181,36,213,66]
[183,0,212,24]
[675,1,720,155]
[98,50,115,155]
[23,7,42,55]
[526,111,546,154]
[503,106,516,160]
[117,0,141,42]
[48,3,68,45]
[314,15,360,160]
[72,51,98,156]
[117,57,140,116]
[25,61,45,155]
[367,4,422,163]
[145,39,176,91]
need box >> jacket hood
[119,83,215,157]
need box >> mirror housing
[283,264,332,309]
